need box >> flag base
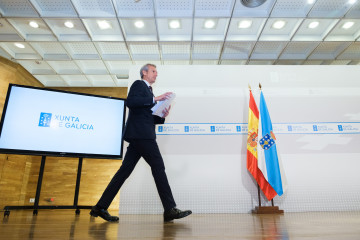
[252,206,284,214]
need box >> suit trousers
[96,139,177,211]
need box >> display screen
[0,84,126,159]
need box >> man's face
[143,66,158,85]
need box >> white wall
[119,65,360,214]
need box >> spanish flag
[247,90,277,200]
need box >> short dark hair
[140,63,156,79]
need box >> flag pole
[257,184,261,207]
[251,82,284,214]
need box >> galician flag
[246,90,277,200]
[257,91,287,197]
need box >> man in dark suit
[90,63,192,222]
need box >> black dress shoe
[164,207,192,222]
[90,206,119,222]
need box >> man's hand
[155,92,172,102]
[162,105,171,118]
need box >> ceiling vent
[240,0,267,8]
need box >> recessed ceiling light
[29,21,39,28]
[64,21,74,28]
[97,20,112,30]
[308,21,319,29]
[204,20,216,29]
[14,43,25,49]
[272,20,286,29]
[134,20,144,28]
[342,21,354,29]
[238,20,252,29]
[307,0,315,4]
[348,0,357,4]
[169,20,181,29]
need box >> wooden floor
[1,210,360,239]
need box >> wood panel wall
[0,56,128,212]
[0,57,44,210]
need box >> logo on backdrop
[38,112,94,130]
[38,112,52,127]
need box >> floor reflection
[1,211,360,239]
[254,214,289,240]
[162,222,192,239]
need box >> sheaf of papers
[151,93,176,118]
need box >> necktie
[149,86,153,93]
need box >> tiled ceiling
[0,0,360,87]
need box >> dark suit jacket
[123,80,165,141]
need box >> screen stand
[3,156,92,217]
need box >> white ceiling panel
[192,42,223,59]
[17,59,55,74]
[156,0,193,17]
[345,1,360,18]
[303,60,325,65]
[248,60,275,65]
[61,75,92,86]
[114,77,129,87]
[259,18,303,41]
[325,19,360,41]
[133,60,161,66]
[75,60,108,74]
[157,18,192,41]
[45,18,90,41]
[0,0,39,17]
[308,0,355,18]
[86,74,116,87]
[226,18,266,41]
[220,59,247,65]
[82,18,124,41]
[160,42,191,60]
[292,19,339,41]
[279,42,319,60]
[308,41,351,60]
[35,75,67,86]
[163,60,191,65]
[71,0,116,17]
[250,41,288,59]
[104,60,132,74]
[120,18,157,41]
[29,0,77,17]
[94,42,130,60]
[0,42,40,59]
[113,0,154,17]
[0,47,12,59]
[348,60,360,65]
[0,18,24,41]
[47,60,82,74]
[330,60,352,65]
[276,60,304,65]
[271,0,314,17]
[221,41,256,59]
[30,42,70,60]
[337,42,360,60]
[193,18,229,41]
[192,60,218,64]
[233,0,276,17]
[128,42,160,60]
[62,42,100,59]
[7,18,56,41]
[195,0,235,17]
